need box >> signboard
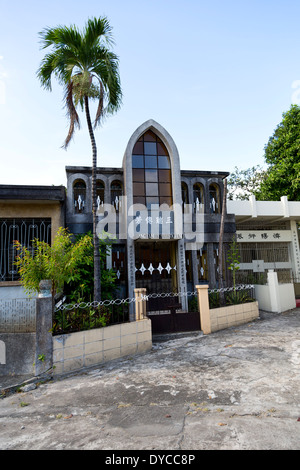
[236,230,292,242]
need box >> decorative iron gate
[0,218,51,282]
[135,241,177,311]
[134,241,201,335]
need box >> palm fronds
[37,16,122,144]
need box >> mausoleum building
[65,120,236,311]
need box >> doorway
[135,241,177,311]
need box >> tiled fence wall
[53,318,152,375]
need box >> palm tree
[37,17,122,302]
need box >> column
[177,239,188,311]
[196,284,211,334]
[127,239,136,321]
[134,288,147,321]
[207,243,216,288]
[35,280,53,376]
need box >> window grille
[193,183,204,213]
[73,180,86,213]
[238,242,290,264]
[0,218,51,282]
[111,181,123,212]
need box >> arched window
[96,180,105,211]
[111,180,123,212]
[209,184,220,213]
[73,179,86,213]
[181,182,189,211]
[193,183,204,213]
[132,130,172,208]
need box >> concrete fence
[3,273,290,378]
[195,285,259,334]
[0,287,152,378]
[254,269,296,313]
[0,296,54,377]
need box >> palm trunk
[84,95,101,302]
[218,178,227,306]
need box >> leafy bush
[52,305,111,334]
[65,231,117,303]
[209,287,254,309]
[14,227,93,297]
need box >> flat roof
[65,166,229,178]
[0,185,66,201]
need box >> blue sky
[1,0,300,186]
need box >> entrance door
[135,241,177,311]
[135,240,201,334]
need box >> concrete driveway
[0,309,300,451]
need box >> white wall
[254,270,296,313]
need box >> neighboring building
[65,120,236,312]
[0,185,65,299]
[227,195,300,296]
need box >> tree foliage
[14,228,91,296]
[66,231,117,302]
[228,105,300,201]
[257,104,300,200]
[37,17,122,147]
[227,165,266,200]
[227,236,240,291]
[14,228,117,300]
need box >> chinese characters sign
[236,231,292,242]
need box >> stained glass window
[132,131,172,208]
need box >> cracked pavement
[0,309,300,450]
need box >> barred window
[238,242,290,264]
[73,179,86,213]
[209,184,220,213]
[111,181,123,212]
[193,183,204,213]
[0,218,51,282]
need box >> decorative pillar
[177,239,188,311]
[191,249,199,287]
[267,270,281,313]
[207,243,216,288]
[127,239,136,321]
[196,284,211,334]
[290,220,300,281]
[134,288,147,321]
[36,280,53,376]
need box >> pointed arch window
[181,182,189,212]
[73,179,86,213]
[209,184,220,213]
[193,183,204,213]
[96,180,105,211]
[111,180,123,212]
[132,130,172,208]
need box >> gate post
[134,288,147,321]
[35,280,53,376]
[196,284,211,334]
